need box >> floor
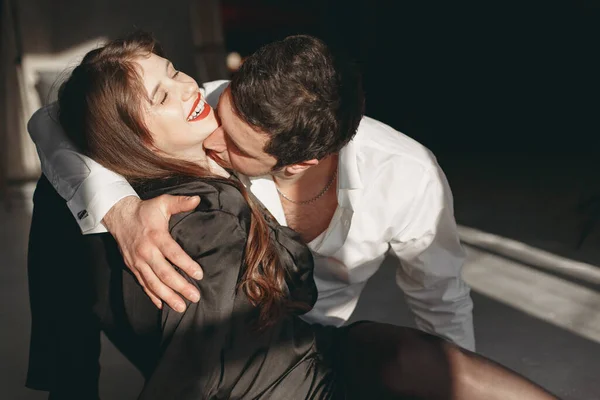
[2,154,600,399]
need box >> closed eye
[159,71,180,105]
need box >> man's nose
[204,127,228,153]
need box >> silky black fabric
[87,177,341,399]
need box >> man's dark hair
[230,35,365,168]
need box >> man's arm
[28,104,139,233]
[390,165,475,351]
[27,103,204,311]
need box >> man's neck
[272,154,339,243]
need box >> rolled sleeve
[390,166,475,351]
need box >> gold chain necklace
[276,169,338,205]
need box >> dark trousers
[335,321,456,400]
[26,175,101,399]
[26,176,159,399]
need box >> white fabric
[28,79,474,350]
[246,118,474,351]
[28,104,138,233]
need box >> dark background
[221,0,598,156]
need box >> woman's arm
[138,207,248,399]
[270,224,318,313]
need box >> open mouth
[187,92,211,122]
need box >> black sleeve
[138,209,248,400]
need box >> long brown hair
[58,31,304,327]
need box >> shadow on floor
[440,152,600,268]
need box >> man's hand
[103,195,203,312]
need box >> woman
[56,32,339,399]
[44,32,557,399]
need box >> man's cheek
[231,158,255,176]
[218,152,233,169]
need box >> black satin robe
[87,177,341,399]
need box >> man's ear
[283,159,319,175]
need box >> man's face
[204,88,278,177]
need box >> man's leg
[26,175,101,399]
[336,322,557,399]
[85,232,161,379]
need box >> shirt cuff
[67,178,139,234]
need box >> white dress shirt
[28,80,475,350]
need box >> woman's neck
[176,146,230,178]
[206,156,230,178]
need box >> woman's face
[135,52,218,163]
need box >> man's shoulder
[202,80,230,108]
[346,118,452,229]
[352,116,440,178]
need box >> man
[35,31,468,388]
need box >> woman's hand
[102,195,203,312]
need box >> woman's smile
[186,91,212,122]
